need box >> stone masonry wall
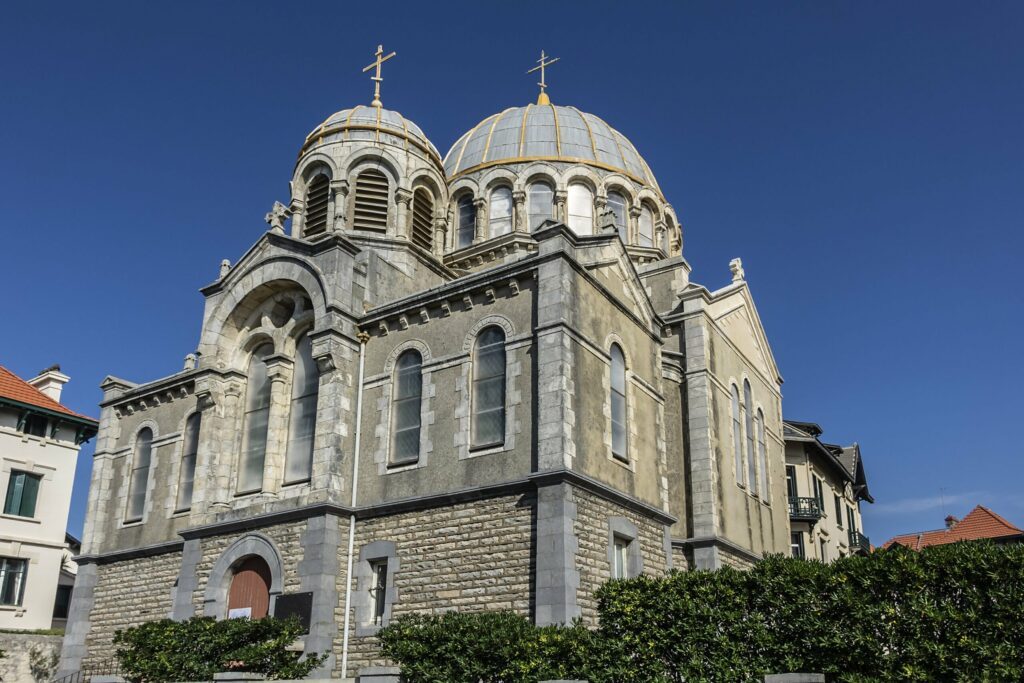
[338,492,535,678]
[0,633,63,683]
[83,551,181,668]
[719,545,758,571]
[574,488,669,623]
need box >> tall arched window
[472,327,506,447]
[528,181,554,230]
[457,195,476,248]
[489,186,513,238]
[126,427,153,521]
[411,188,434,250]
[757,408,768,500]
[239,344,273,493]
[744,379,757,496]
[610,344,627,461]
[638,204,654,247]
[176,413,201,511]
[731,384,743,486]
[284,333,318,484]
[304,173,330,236]
[391,350,423,465]
[607,191,628,242]
[567,182,594,236]
[353,169,389,232]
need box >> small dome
[444,104,659,191]
[299,105,441,162]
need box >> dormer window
[353,169,389,233]
[304,174,331,237]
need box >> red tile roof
[882,505,1024,550]
[0,365,96,423]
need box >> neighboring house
[61,56,793,681]
[784,420,873,561]
[0,365,97,631]
[882,505,1024,550]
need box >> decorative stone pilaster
[473,197,487,240]
[554,190,567,224]
[330,179,349,233]
[395,188,413,241]
[309,332,358,496]
[433,215,447,257]
[512,190,526,232]
[289,197,306,238]
[628,205,642,244]
[261,355,294,495]
[192,373,243,513]
[655,219,667,253]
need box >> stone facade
[62,79,801,680]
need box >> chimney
[28,365,70,402]
[945,515,959,530]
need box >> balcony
[849,529,871,555]
[788,497,823,522]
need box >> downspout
[340,331,369,677]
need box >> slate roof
[0,364,96,423]
[882,505,1024,550]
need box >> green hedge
[379,541,1024,682]
[113,616,326,682]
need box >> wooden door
[227,556,272,619]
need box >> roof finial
[363,44,396,108]
[527,50,560,105]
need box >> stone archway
[227,556,272,618]
[203,533,284,618]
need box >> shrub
[113,616,326,682]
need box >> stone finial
[183,353,197,371]
[264,201,290,234]
[729,258,745,283]
[220,259,231,278]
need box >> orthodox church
[60,49,791,681]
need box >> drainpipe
[340,331,369,678]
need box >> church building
[60,49,792,680]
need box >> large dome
[444,104,659,191]
[300,105,441,163]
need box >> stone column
[473,197,487,240]
[193,373,243,513]
[331,179,349,233]
[289,197,306,238]
[261,355,294,496]
[512,190,526,232]
[433,215,447,257]
[655,219,667,253]
[629,205,642,244]
[395,188,413,241]
[554,190,567,224]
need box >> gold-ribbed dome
[299,105,441,162]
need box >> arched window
[126,427,153,521]
[607,191,628,242]
[489,186,513,238]
[353,169,389,232]
[304,173,330,236]
[411,188,434,250]
[567,182,594,236]
[528,181,554,230]
[757,408,768,500]
[391,350,422,465]
[239,344,273,493]
[638,204,654,247]
[176,413,201,511]
[744,379,757,496]
[610,344,627,461]
[284,333,318,484]
[456,196,476,248]
[472,327,506,447]
[731,385,743,486]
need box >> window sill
[0,513,40,524]
[282,478,311,488]
[469,441,504,453]
[0,604,23,612]
[234,488,263,498]
[385,460,420,473]
[172,508,191,517]
[121,519,144,527]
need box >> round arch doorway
[227,556,272,619]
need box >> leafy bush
[113,616,326,682]
[379,541,1024,682]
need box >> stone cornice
[672,535,764,563]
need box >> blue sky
[2,1,1022,544]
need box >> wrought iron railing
[51,658,120,683]
[849,529,871,554]
[788,496,823,522]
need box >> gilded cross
[363,44,396,108]
[527,50,560,105]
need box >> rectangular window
[847,505,856,533]
[785,465,797,499]
[612,537,630,579]
[835,493,843,528]
[812,475,825,512]
[4,471,41,518]
[820,538,828,562]
[0,558,28,606]
[53,584,73,619]
[370,560,388,626]
[21,414,47,437]
[790,533,805,559]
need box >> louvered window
[353,170,389,232]
[304,174,330,236]
[411,189,434,250]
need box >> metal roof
[300,105,441,161]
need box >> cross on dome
[527,50,560,105]
[363,44,396,108]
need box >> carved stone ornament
[729,258,745,283]
[265,201,290,233]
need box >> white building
[0,365,96,630]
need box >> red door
[227,556,272,618]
